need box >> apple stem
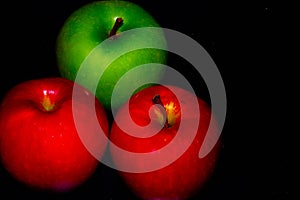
[109,17,123,38]
[152,95,170,128]
[41,96,56,112]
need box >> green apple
[56,0,168,109]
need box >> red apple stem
[109,17,123,38]
[152,95,170,128]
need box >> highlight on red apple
[0,77,109,192]
[110,84,222,200]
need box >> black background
[0,0,293,199]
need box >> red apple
[109,85,222,200]
[0,77,109,192]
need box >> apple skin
[0,77,109,192]
[56,0,168,109]
[109,85,222,200]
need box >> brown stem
[109,17,123,38]
[152,95,170,128]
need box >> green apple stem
[109,17,123,38]
[152,95,170,128]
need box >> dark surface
[1,0,292,199]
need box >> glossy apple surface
[0,77,109,192]
[56,0,168,109]
[109,85,222,200]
